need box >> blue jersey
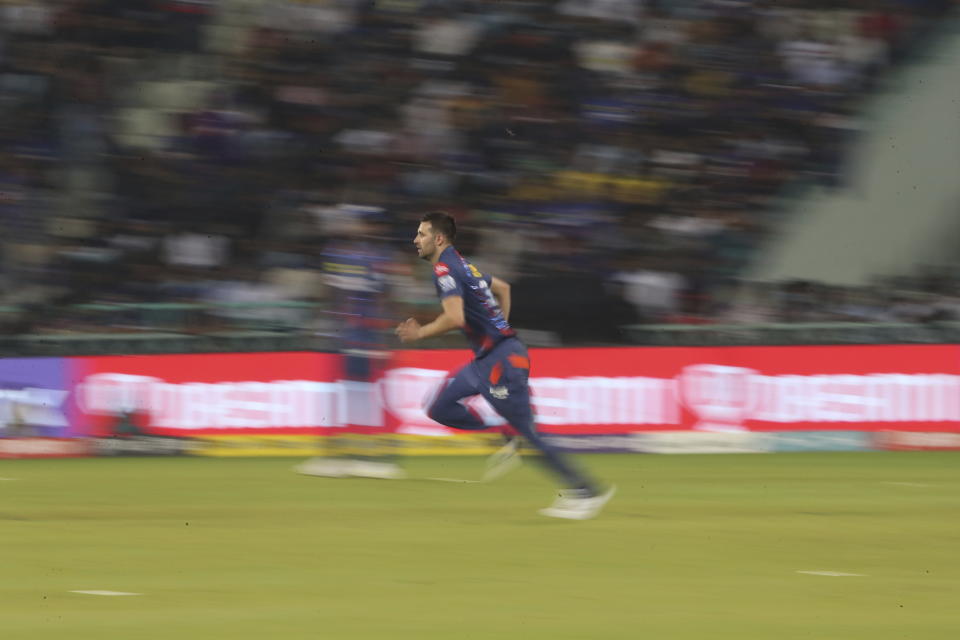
[433,246,516,357]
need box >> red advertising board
[384,345,960,434]
[12,344,957,442]
[72,352,342,436]
[6,344,958,458]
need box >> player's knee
[426,400,445,424]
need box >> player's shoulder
[433,258,468,282]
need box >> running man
[395,211,615,520]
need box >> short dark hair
[420,211,457,243]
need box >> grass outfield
[2,452,958,640]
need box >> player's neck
[430,244,453,264]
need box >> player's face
[414,222,439,261]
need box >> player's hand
[395,318,422,343]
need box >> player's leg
[481,348,614,519]
[485,388,601,495]
[424,362,489,431]
[425,362,520,479]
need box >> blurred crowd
[0,0,956,341]
[719,268,960,326]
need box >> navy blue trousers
[425,338,597,493]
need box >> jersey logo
[468,264,483,278]
[434,263,450,277]
[489,386,509,400]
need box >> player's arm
[396,296,465,342]
[489,276,511,321]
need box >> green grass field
[2,452,958,640]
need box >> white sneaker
[481,437,522,483]
[539,485,616,520]
[294,458,350,478]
